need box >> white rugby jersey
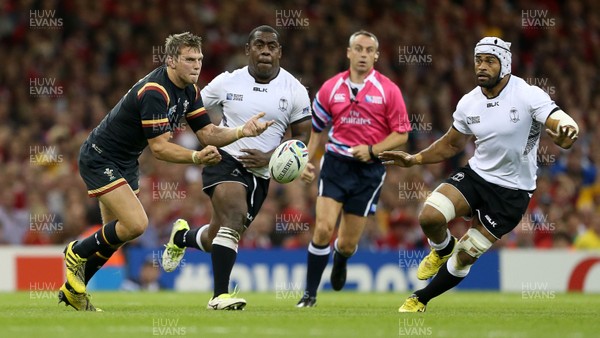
[452,75,558,191]
[201,66,311,178]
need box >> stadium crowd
[1,0,599,251]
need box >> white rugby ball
[269,140,309,184]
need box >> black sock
[174,228,201,250]
[73,221,123,258]
[211,244,237,298]
[333,248,350,265]
[436,236,456,257]
[305,242,331,297]
[413,262,464,304]
[84,245,120,284]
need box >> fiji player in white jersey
[381,37,579,312]
[161,25,312,310]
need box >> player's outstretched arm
[379,126,470,166]
[148,132,221,165]
[196,112,275,147]
[545,110,579,149]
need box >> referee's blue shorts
[318,152,386,217]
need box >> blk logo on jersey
[487,101,499,108]
[253,87,267,93]
[484,214,498,227]
[466,116,480,125]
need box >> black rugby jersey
[86,65,211,164]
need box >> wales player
[59,32,272,311]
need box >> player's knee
[420,191,456,229]
[224,216,247,234]
[313,218,335,244]
[456,251,477,266]
[216,208,247,233]
[334,238,357,256]
[418,206,447,230]
[212,227,241,253]
[122,214,148,239]
[456,228,493,261]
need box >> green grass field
[0,291,598,338]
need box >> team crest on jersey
[510,107,520,123]
[226,93,243,101]
[334,93,345,102]
[279,97,288,112]
[466,116,480,125]
[365,95,383,104]
[182,99,189,113]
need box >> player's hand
[238,148,270,168]
[349,145,372,162]
[546,125,578,149]
[242,112,275,137]
[379,151,420,167]
[197,146,221,166]
[301,162,316,183]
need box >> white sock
[447,253,471,277]
[196,224,210,252]
[428,229,451,250]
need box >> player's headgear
[474,37,512,79]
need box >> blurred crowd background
[1,0,599,252]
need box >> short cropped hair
[348,30,379,50]
[164,32,202,58]
[247,25,280,44]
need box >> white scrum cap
[474,37,512,78]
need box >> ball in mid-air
[268,140,308,184]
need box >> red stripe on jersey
[137,83,169,107]
[186,107,206,120]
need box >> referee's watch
[368,145,377,160]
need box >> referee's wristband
[368,145,376,160]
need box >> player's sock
[174,225,208,251]
[211,227,240,298]
[430,229,455,257]
[304,241,331,297]
[413,261,464,304]
[84,245,121,284]
[211,244,236,297]
[73,220,124,258]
